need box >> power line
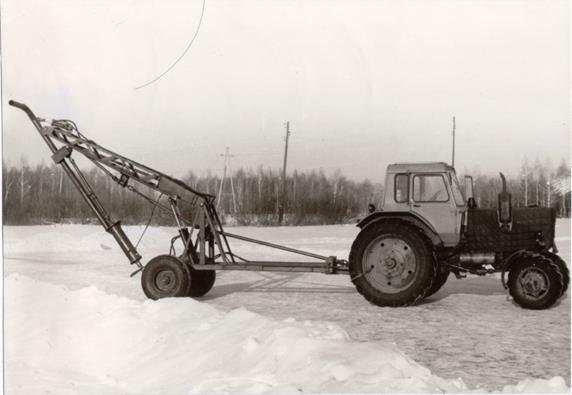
[134,0,206,90]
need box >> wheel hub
[363,237,416,294]
[384,257,397,268]
[518,268,549,299]
[155,269,176,292]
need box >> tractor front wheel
[142,255,192,300]
[508,253,564,309]
[349,222,437,307]
[540,251,569,296]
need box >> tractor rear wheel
[424,268,450,298]
[141,255,192,300]
[349,222,437,307]
[508,252,564,309]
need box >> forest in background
[2,157,570,226]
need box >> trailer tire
[177,255,217,297]
[508,252,564,309]
[188,270,216,297]
[141,255,192,300]
[424,268,450,298]
[349,221,437,307]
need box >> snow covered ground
[3,220,571,394]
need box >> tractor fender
[357,212,443,247]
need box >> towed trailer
[11,101,568,309]
[9,101,348,300]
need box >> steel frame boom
[9,100,347,276]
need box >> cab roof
[387,162,455,173]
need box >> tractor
[350,162,569,309]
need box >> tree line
[467,157,570,217]
[2,162,383,226]
[2,157,570,226]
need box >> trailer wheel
[424,268,450,298]
[508,253,564,309]
[540,252,569,296]
[177,255,217,297]
[188,270,216,297]
[141,255,192,300]
[349,222,437,307]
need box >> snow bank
[500,376,569,394]
[5,275,568,395]
[6,274,464,394]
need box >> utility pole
[535,173,539,206]
[451,116,456,168]
[523,168,528,207]
[20,166,24,207]
[547,179,551,208]
[278,121,291,225]
[217,147,237,213]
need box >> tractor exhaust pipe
[498,172,513,231]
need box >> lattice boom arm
[44,114,214,206]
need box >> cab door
[409,173,460,246]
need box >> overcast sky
[2,0,570,182]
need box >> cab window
[450,174,465,206]
[394,174,409,203]
[413,175,449,202]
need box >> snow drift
[5,274,569,394]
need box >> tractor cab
[380,162,466,247]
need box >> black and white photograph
[2,0,571,393]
